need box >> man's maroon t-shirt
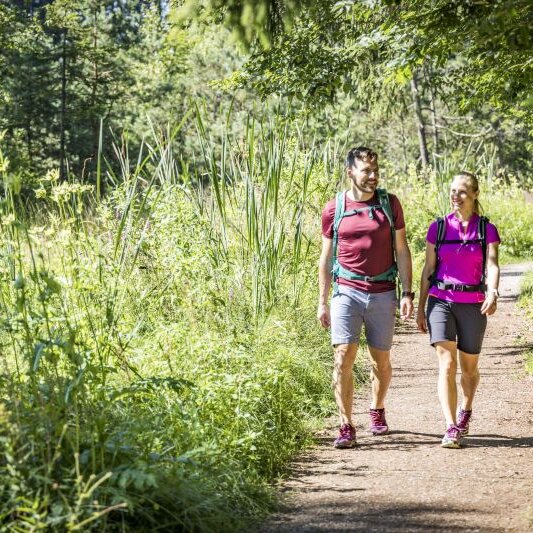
[321,192,405,293]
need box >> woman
[417,171,500,448]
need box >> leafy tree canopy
[176,0,533,125]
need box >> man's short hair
[345,147,378,168]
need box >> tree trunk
[91,5,99,166]
[410,73,429,167]
[59,28,67,181]
[425,64,439,158]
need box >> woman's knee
[461,367,480,379]
[439,360,457,378]
[436,344,457,375]
[459,352,480,378]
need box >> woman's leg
[459,351,480,410]
[435,341,459,426]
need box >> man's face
[347,158,379,193]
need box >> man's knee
[334,343,357,372]
[370,356,392,373]
[368,347,392,373]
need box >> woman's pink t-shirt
[426,213,500,303]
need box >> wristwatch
[401,291,415,300]
[487,288,500,298]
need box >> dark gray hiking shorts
[330,285,397,350]
[426,296,487,354]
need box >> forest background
[0,0,532,531]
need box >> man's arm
[317,236,333,328]
[394,227,414,319]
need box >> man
[317,146,414,448]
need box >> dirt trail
[262,263,533,532]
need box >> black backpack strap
[429,217,445,284]
[434,217,446,259]
[478,216,488,284]
[435,217,446,250]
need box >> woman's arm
[480,242,500,316]
[417,241,437,333]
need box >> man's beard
[355,180,377,193]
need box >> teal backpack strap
[376,188,396,257]
[376,188,398,295]
[331,191,345,295]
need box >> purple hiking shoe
[441,424,462,448]
[456,408,472,435]
[334,423,356,448]
[369,408,389,435]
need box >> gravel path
[262,262,533,532]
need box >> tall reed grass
[0,113,339,530]
[0,113,531,530]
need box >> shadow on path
[267,501,497,532]
[464,434,533,448]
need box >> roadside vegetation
[519,271,533,375]
[0,1,532,530]
[1,114,532,530]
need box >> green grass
[0,119,341,531]
[0,114,532,530]
[518,271,533,375]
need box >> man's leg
[363,290,395,434]
[330,286,364,447]
[333,343,358,425]
[367,346,392,409]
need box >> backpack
[331,188,397,294]
[429,216,488,292]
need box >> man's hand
[317,303,331,328]
[399,296,414,320]
[416,308,427,333]
[480,295,497,315]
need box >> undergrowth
[0,117,531,530]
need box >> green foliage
[218,0,533,122]
[0,95,532,531]
[210,0,533,178]
[173,0,319,49]
[0,120,342,530]
[518,271,533,375]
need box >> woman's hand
[416,308,427,333]
[317,303,331,328]
[480,296,497,315]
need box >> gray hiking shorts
[330,285,397,350]
[426,296,487,354]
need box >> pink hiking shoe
[441,424,462,448]
[369,408,389,435]
[334,423,356,448]
[456,408,472,435]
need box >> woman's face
[450,177,478,213]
